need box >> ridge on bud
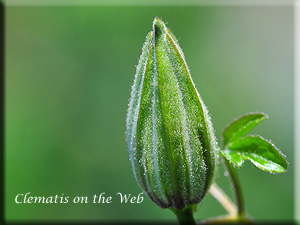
[126,17,218,210]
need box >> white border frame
[295,0,300,223]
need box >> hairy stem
[209,183,237,216]
[223,157,245,216]
[172,206,196,225]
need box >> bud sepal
[126,17,218,211]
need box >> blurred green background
[5,5,293,222]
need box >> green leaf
[221,135,287,173]
[222,112,268,148]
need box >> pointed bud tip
[153,17,167,39]
[153,17,162,24]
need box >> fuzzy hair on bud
[126,18,218,210]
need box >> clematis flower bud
[126,17,218,210]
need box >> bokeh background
[5,5,294,223]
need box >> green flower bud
[126,18,218,210]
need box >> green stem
[172,206,196,225]
[223,158,245,216]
